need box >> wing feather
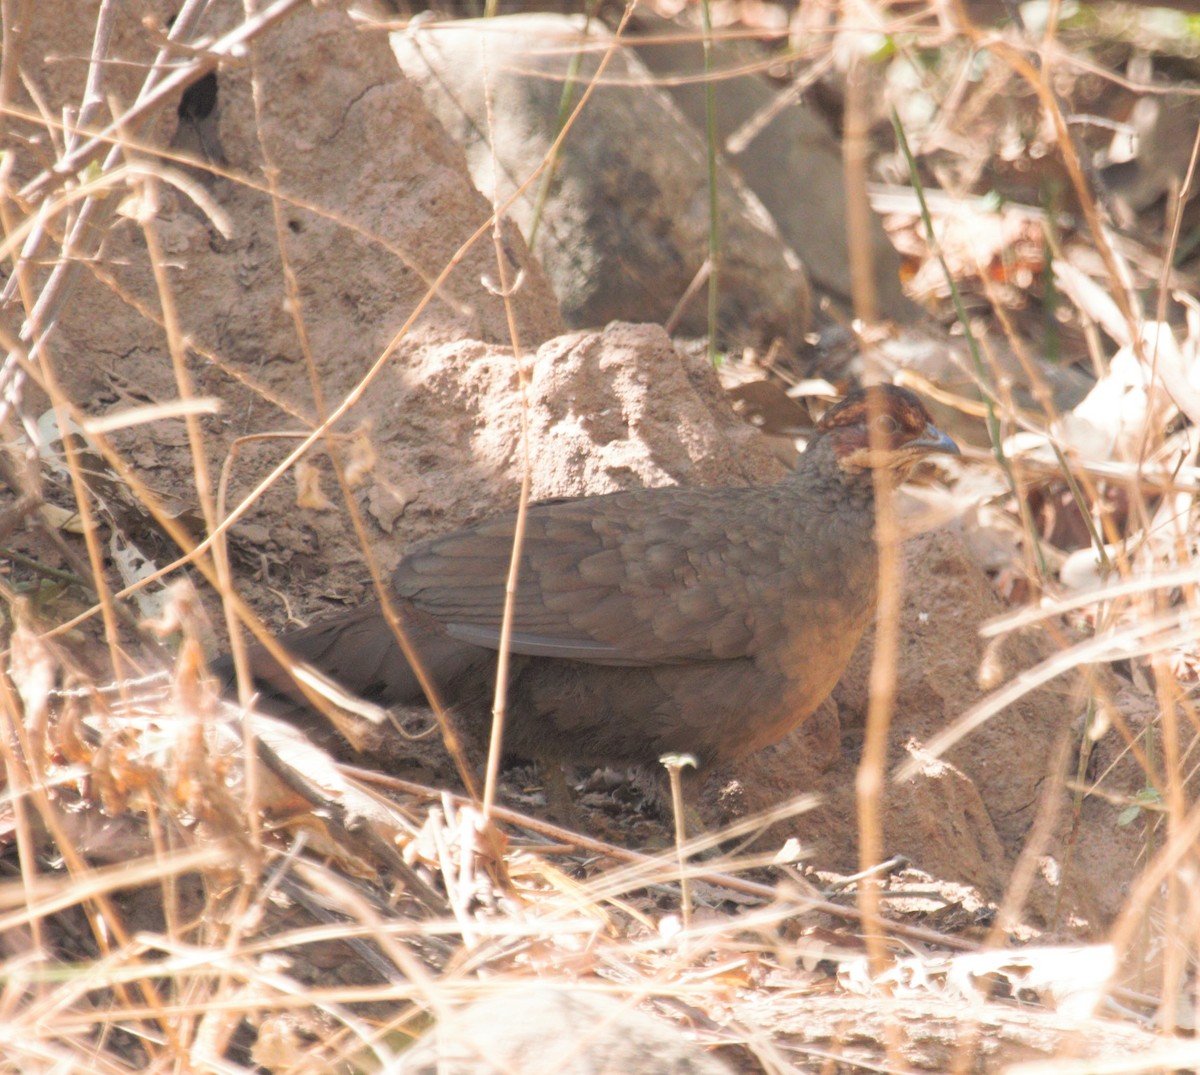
[392,485,824,666]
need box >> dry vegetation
[1,0,1200,1071]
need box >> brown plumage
[222,385,958,776]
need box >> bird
[221,384,959,804]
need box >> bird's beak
[912,422,960,457]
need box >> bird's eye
[872,413,900,435]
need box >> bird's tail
[212,600,495,721]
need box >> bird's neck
[794,436,888,503]
[782,437,882,604]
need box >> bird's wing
[392,488,800,666]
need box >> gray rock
[392,987,734,1074]
[627,11,917,323]
[393,14,811,357]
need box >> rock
[392,986,734,1075]
[41,2,563,412]
[627,11,917,323]
[392,14,812,356]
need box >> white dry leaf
[35,408,93,478]
[838,945,1114,1019]
[1056,344,1171,462]
[1053,259,1129,345]
[657,914,683,943]
[889,954,944,995]
[836,953,878,996]
[40,502,84,534]
[1008,272,1199,468]
[944,944,1115,1020]
[839,951,951,998]
[1005,335,1175,468]
[110,533,166,621]
[243,713,418,842]
[1151,292,1200,427]
[9,609,56,734]
[771,837,804,865]
[1058,543,1125,592]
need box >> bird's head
[815,384,960,481]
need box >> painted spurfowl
[221,384,958,794]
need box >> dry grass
[1,0,1199,1071]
